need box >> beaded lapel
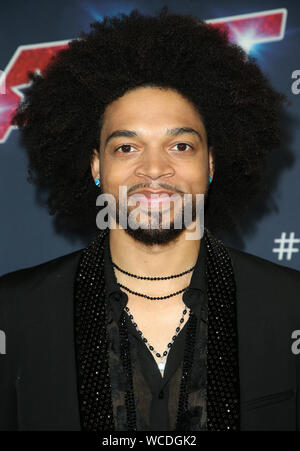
[74,227,240,431]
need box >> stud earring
[209,176,212,183]
[95,178,101,187]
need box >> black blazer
[0,245,299,431]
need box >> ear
[208,146,215,181]
[91,148,100,182]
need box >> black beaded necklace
[124,304,190,376]
[113,261,194,300]
[112,261,196,280]
[112,258,194,375]
[74,227,240,431]
[117,283,188,300]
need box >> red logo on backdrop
[0,8,287,144]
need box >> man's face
[91,86,214,245]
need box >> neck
[109,227,200,279]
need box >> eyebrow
[104,127,204,147]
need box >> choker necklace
[112,261,196,280]
[124,305,190,376]
[117,283,189,300]
[112,259,193,300]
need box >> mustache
[127,182,185,196]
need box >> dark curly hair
[12,5,288,236]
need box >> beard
[98,183,207,246]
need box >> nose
[134,147,175,181]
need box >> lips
[131,190,174,198]
[129,189,178,208]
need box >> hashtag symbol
[272,232,300,261]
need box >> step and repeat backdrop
[0,0,299,274]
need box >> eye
[115,144,136,153]
[114,142,193,154]
[172,143,193,152]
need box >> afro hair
[12,5,288,236]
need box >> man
[0,7,299,431]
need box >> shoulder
[0,249,84,289]
[226,245,300,315]
[0,249,84,315]
[227,245,299,282]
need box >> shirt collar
[103,230,207,322]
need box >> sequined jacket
[0,244,299,431]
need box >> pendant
[158,359,165,371]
